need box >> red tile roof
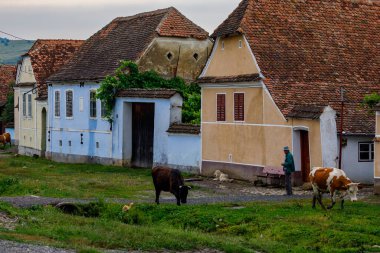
[167,123,200,135]
[116,88,179,99]
[25,39,84,99]
[198,74,261,83]
[48,7,209,82]
[212,0,380,135]
[0,65,16,107]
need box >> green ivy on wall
[96,61,201,124]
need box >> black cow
[152,166,191,206]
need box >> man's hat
[283,146,290,151]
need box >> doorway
[41,108,47,157]
[300,130,311,182]
[131,103,154,168]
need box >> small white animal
[213,170,233,182]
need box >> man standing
[281,146,295,195]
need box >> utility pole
[338,87,345,170]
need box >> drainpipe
[338,87,345,170]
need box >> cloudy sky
[0,0,241,40]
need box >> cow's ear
[187,186,192,190]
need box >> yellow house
[199,0,379,184]
[375,104,380,194]
[14,40,83,156]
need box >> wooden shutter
[217,94,225,121]
[234,93,244,121]
[66,90,73,117]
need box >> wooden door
[132,103,154,168]
[300,130,311,182]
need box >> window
[101,100,106,118]
[54,91,60,117]
[221,41,225,50]
[239,40,242,48]
[90,90,97,118]
[22,93,26,116]
[27,94,32,117]
[66,90,73,118]
[358,142,374,162]
[193,53,199,61]
[234,93,244,121]
[216,94,226,122]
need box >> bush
[97,61,201,124]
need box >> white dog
[213,170,234,182]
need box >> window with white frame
[22,93,26,116]
[27,94,32,117]
[66,90,73,118]
[358,142,374,162]
[90,90,97,118]
[101,100,106,118]
[54,91,60,117]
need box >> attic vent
[166,52,173,60]
[193,53,199,61]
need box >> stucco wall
[201,81,329,180]
[13,88,20,144]
[202,86,263,124]
[202,36,259,77]
[320,106,338,168]
[138,37,213,81]
[48,83,113,161]
[341,136,374,184]
[166,134,201,173]
[375,112,380,193]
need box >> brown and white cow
[309,167,359,210]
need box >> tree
[0,92,14,123]
[362,92,380,111]
[97,61,201,124]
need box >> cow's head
[179,185,191,204]
[346,183,359,202]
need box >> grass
[0,156,153,199]
[0,200,378,253]
[0,156,379,252]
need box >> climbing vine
[362,92,380,112]
[96,61,201,124]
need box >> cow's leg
[175,193,181,206]
[155,189,161,205]
[312,194,317,209]
[327,190,336,209]
[340,199,345,209]
[317,192,326,210]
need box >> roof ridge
[114,7,173,22]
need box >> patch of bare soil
[0,212,18,230]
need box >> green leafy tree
[0,92,14,123]
[362,92,380,111]
[97,61,201,124]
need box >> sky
[0,0,241,40]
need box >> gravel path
[0,240,74,253]
[0,240,224,253]
[0,194,312,208]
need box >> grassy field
[0,156,153,199]
[0,156,379,253]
